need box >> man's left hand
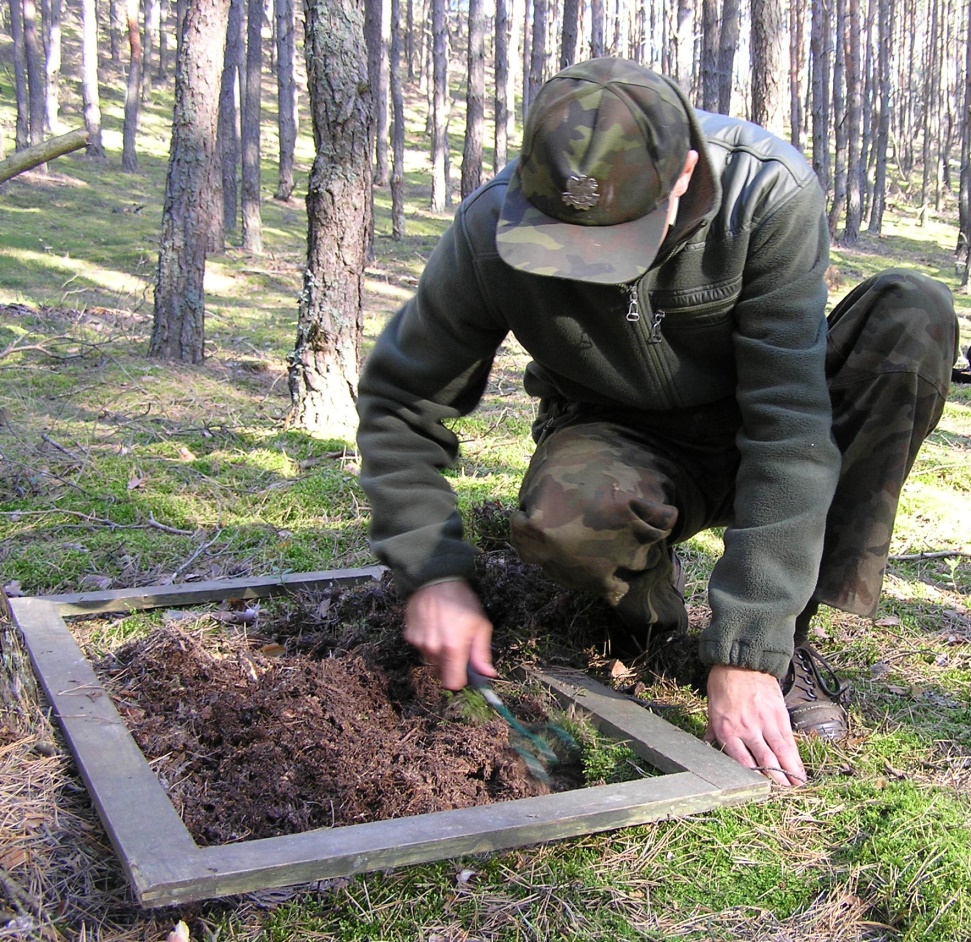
[704,663,806,787]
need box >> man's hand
[704,664,806,787]
[404,580,496,690]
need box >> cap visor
[496,171,670,285]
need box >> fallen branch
[40,432,83,462]
[170,528,226,581]
[889,550,971,562]
[0,127,90,184]
[1,508,195,536]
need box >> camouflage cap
[496,57,691,284]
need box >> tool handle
[465,665,490,690]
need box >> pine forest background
[5,0,971,280]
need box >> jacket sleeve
[699,176,841,678]
[356,206,509,596]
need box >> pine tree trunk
[716,0,739,114]
[956,0,971,270]
[287,0,372,440]
[142,0,158,98]
[528,0,547,108]
[430,0,448,211]
[810,0,832,191]
[842,0,863,242]
[461,0,484,199]
[10,0,31,151]
[43,0,62,133]
[22,0,46,149]
[150,0,231,362]
[80,0,105,157]
[241,0,263,252]
[390,0,405,239]
[829,0,847,237]
[560,0,578,69]
[751,0,785,134]
[274,0,298,201]
[590,0,604,57]
[789,0,805,148]
[700,0,719,112]
[121,0,143,172]
[868,0,892,233]
[494,0,509,173]
[919,0,940,225]
[218,0,243,235]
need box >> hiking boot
[781,644,849,741]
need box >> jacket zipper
[623,284,665,343]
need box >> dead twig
[0,334,104,364]
[39,432,84,463]
[0,865,44,918]
[890,550,971,562]
[0,509,196,536]
[170,528,225,581]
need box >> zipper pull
[647,309,665,343]
[625,284,640,322]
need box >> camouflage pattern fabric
[510,269,958,629]
[815,268,959,616]
[510,400,741,630]
[496,58,692,284]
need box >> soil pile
[96,521,706,846]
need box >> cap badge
[561,174,600,211]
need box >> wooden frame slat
[8,572,770,907]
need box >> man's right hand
[404,580,496,690]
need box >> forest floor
[3,25,971,942]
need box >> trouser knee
[827,268,958,393]
[509,423,680,606]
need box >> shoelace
[787,645,847,702]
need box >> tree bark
[716,0,739,114]
[828,0,847,236]
[957,0,971,267]
[274,0,298,201]
[142,0,158,98]
[241,0,263,252]
[287,0,373,440]
[590,0,604,58]
[494,0,509,173]
[0,127,88,184]
[810,0,832,191]
[700,0,719,112]
[751,0,785,134]
[23,0,46,148]
[919,0,940,225]
[9,0,31,151]
[559,0,578,69]
[108,0,122,62]
[789,0,805,149]
[527,0,547,111]
[43,0,62,133]
[390,0,405,239]
[80,0,105,157]
[121,0,143,171]
[430,0,448,211]
[868,0,891,233]
[842,0,863,242]
[461,0,484,199]
[217,0,243,236]
[150,0,231,362]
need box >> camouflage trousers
[509,268,959,632]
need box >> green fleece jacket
[356,106,842,679]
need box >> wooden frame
[7,569,769,908]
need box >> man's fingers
[719,736,795,788]
[469,632,497,680]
